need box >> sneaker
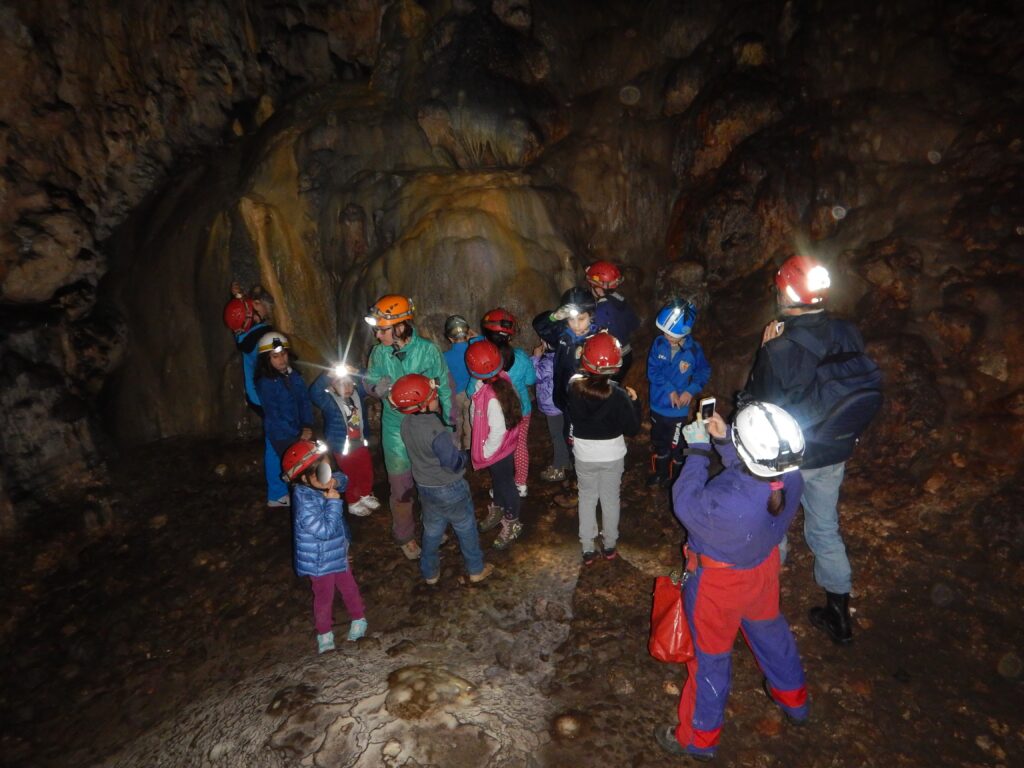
[479,503,504,532]
[348,499,371,517]
[317,631,335,654]
[516,483,528,498]
[492,518,524,550]
[540,466,566,482]
[347,618,368,642]
[468,563,495,584]
[603,547,619,561]
[358,495,381,511]
[268,495,291,508]
[424,574,440,586]
[582,550,600,566]
[653,725,713,761]
[401,540,422,560]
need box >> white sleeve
[482,398,507,459]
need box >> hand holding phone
[699,396,716,422]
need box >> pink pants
[309,568,365,635]
[334,445,374,504]
[513,413,531,486]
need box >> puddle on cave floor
[0,430,1020,767]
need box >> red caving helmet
[388,374,439,414]
[580,332,623,375]
[465,340,504,379]
[481,307,518,338]
[585,261,623,290]
[281,440,328,482]
[775,255,831,307]
[223,296,256,333]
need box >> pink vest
[470,374,522,470]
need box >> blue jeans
[800,462,850,594]
[418,479,485,580]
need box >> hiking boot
[646,455,669,488]
[653,725,714,761]
[468,563,495,584]
[268,495,291,508]
[346,618,368,642]
[492,518,524,550]
[809,591,853,645]
[582,550,600,566]
[424,574,440,586]
[479,503,504,532]
[762,678,808,726]
[516,483,528,498]
[540,466,566,482]
[316,631,335,654]
[401,540,422,560]
[603,546,619,561]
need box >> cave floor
[1,427,1021,767]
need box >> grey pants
[545,413,572,469]
[575,457,624,551]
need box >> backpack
[784,322,883,468]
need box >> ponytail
[767,479,785,517]
[488,375,522,430]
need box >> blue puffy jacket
[647,335,712,418]
[292,471,351,577]
[256,367,314,455]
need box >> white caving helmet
[257,331,291,354]
[731,401,805,478]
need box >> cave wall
[2,0,1024,529]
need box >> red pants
[309,568,364,635]
[334,445,373,504]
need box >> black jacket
[532,311,605,414]
[566,380,641,441]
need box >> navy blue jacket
[594,292,640,353]
[236,322,270,407]
[532,311,604,414]
[647,335,712,418]
[256,368,314,455]
[309,372,368,456]
[292,471,350,577]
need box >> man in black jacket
[744,255,868,645]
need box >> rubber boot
[646,455,669,487]
[809,591,853,645]
[661,458,678,489]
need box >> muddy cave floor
[1,428,1022,768]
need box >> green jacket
[365,330,453,474]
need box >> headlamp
[332,363,353,379]
[363,315,379,327]
[568,307,580,318]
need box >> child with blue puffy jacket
[646,300,711,487]
[282,439,368,654]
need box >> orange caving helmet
[223,297,256,333]
[281,440,328,482]
[481,307,518,338]
[388,374,438,414]
[585,261,623,290]
[580,332,623,375]
[465,340,504,379]
[364,295,415,328]
[775,255,831,307]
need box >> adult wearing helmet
[655,402,809,760]
[743,255,877,645]
[565,332,641,564]
[646,300,712,487]
[585,261,640,380]
[363,294,453,560]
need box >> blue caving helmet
[655,300,697,337]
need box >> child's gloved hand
[368,376,392,399]
[681,419,709,445]
[551,305,572,321]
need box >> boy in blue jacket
[646,300,711,487]
[282,439,367,654]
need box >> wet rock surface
[1,425,1021,767]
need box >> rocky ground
[1,426,1021,768]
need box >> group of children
[224,260,713,652]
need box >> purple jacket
[532,351,559,416]
[672,429,803,569]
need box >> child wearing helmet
[282,439,368,653]
[391,373,494,586]
[254,331,315,505]
[585,261,640,381]
[479,308,536,498]
[646,300,711,488]
[363,295,453,561]
[223,282,289,507]
[466,340,525,550]
[565,332,641,564]
[655,402,808,760]
[442,314,479,452]
[309,365,380,518]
